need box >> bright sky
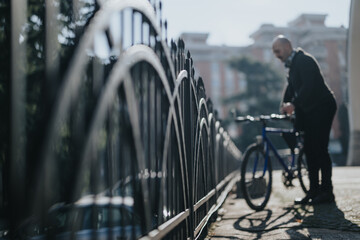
[162,0,351,46]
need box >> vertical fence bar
[43,0,60,221]
[10,0,27,233]
[45,0,59,97]
[184,56,194,239]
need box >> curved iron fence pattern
[3,0,241,239]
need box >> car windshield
[50,204,138,232]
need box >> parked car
[18,195,142,240]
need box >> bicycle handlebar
[235,113,294,123]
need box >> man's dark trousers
[302,97,337,194]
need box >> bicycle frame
[235,114,299,179]
[259,126,297,178]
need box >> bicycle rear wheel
[297,148,310,193]
[240,143,272,211]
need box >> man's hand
[281,102,295,115]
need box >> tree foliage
[225,57,284,113]
[224,57,289,152]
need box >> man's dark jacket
[282,48,335,129]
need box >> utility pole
[347,0,360,166]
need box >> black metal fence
[0,0,241,239]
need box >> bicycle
[235,114,310,211]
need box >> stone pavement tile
[205,167,360,240]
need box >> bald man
[272,35,337,205]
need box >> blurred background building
[179,32,247,118]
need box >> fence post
[184,53,194,239]
[10,0,27,233]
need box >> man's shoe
[311,191,335,205]
[294,193,314,205]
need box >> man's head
[272,35,293,63]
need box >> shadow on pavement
[231,202,360,239]
[295,202,360,232]
[232,207,309,239]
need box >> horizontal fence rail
[0,0,241,239]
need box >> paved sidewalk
[205,166,360,240]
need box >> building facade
[179,33,247,118]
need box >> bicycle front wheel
[240,143,272,211]
[297,148,310,193]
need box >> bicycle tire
[240,143,272,211]
[297,148,310,193]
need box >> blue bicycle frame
[260,126,297,177]
[235,114,299,179]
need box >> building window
[211,61,220,106]
[338,52,346,67]
[225,66,234,96]
[237,72,247,94]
